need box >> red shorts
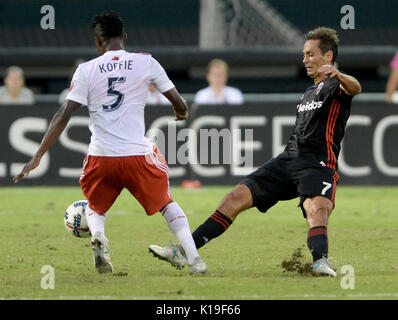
[80,146,172,215]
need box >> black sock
[307,226,328,262]
[192,210,233,249]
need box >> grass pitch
[0,186,397,300]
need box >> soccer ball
[64,200,91,238]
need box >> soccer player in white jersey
[13,12,207,275]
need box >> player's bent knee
[218,185,252,221]
[231,185,252,206]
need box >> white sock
[162,202,200,265]
[86,205,106,238]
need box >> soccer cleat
[91,232,113,274]
[188,256,208,275]
[313,257,336,277]
[148,243,187,270]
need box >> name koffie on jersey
[297,100,323,113]
[99,60,133,74]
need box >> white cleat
[91,232,113,274]
[313,257,336,277]
[148,243,187,270]
[188,256,208,275]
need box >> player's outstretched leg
[192,184,252,248]
[86,205,113,274]
[150,201,207,274]
[149,184,252,269]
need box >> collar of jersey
[103,49,126,56]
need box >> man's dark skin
[13,25,188,183]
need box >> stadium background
[0,0,397,186]
[1,0,398,303]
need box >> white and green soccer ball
[64,200,91,238]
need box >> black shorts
[240,153,339,218]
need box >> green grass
[0,186,397,300]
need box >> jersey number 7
[103,77,126,112]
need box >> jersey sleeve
[331,84,352,101]
[149,57,175,93]
[65,64,89,105]
[330,75,353,101]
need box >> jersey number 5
[103,77,126,112]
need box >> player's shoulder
[322,77,352,100]
[134,52,152,56]
[76,57,97,71]
[321,77,340,90]
[131,52,153,60]
[129,52,154,66]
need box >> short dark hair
[305,27,339,63]
[90,11,125,40]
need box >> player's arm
[13,100,82,183]
[335,72,361,96]
[149,57,188,120]
[162,87,188,120]
[318,64,361,96]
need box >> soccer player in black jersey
[150,27,361,277]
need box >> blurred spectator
[385,51,398,103]
[58,59,86,104]
[194,59,244,105]
[0,66,34,105]
[146,84,172,105]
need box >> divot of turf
[280,247,314,276]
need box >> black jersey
[284,77,353,171]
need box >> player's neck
[104,39,125,53]
[313,73,327,85]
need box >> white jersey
[194,86,244,105]
[66,49,174,156]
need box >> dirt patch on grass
[280,247,315,276]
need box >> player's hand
[174,109,188,121]
[318,64,339,78]
[13,156,41,183]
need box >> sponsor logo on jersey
[296,100,323,112]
